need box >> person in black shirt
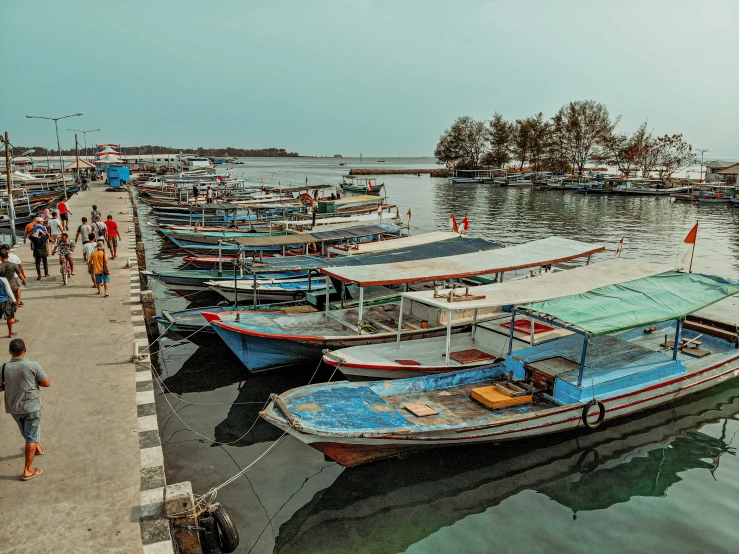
[29,233,49,280]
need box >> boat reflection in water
[274,381,739,553]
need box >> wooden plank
[404,403,439,417]
[471,386,532,409]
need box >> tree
[511,118,534,170]
[482,113,512,168]
[527,113,551,172]
[653,134,695,178]
[552,100,618,174]
[546,112,572,174]
[604,122,648,177]
[434,116,488,169]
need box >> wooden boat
[323,259,670,379]
[205,237,605,371]
[340,176,384,196]
[143,268,309,290]
[275,378,739,552]
[206,276,336,303]
[260,270,739,466]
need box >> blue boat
[207,237,606,372]
[259,270,739,466]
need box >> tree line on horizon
[434,99,696,178]
[13,145,299,158]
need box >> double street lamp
[696,148,709,182]
[26,113,83,199]
[67,128,100,160]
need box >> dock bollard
[166,482,204,554]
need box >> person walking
[91,205,101,222]
[0,271,17,337]
[104,215,122,260]
[92,216,107,243]
[75,217,93,246]
[47,211,63,256]
[1,245,27,307]
[29,227,49,280]
[0,250,27,310]
[0,338,50,480]
[57,200,72,231]
[192,184,199,202]
[82,233,97,287]
[88,240,110,296]
[52,232,76,276]
[206,186,214,204]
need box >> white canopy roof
[400,258,674,311]
[321,236,606,286]
[272,212,401,228]
[330,231,459,256]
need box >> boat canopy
[263,184,335,193]
[321,236,605,286]
[400,259,673,311]
[217,223,400,247]
[244,235,502,274]
[524,272,739,336]
[334,231,458,255]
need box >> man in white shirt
[47,212,63,255]
[82,234,98,287]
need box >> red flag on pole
[461,217,469,232]
[684,223,698,244]
[449,213,459,233]
[368,180,373,191]
[615,237,624,257]
[406,209,412,220]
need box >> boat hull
[264,353,739,466]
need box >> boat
[207,276,336,303]
[205,237,604,372]
[143,268,309,290]
[274,378,739,552]
[694,185,736,205]
[323,259,670,380]
[260,269,739,466]
[176,154,212,172]
[340,177,384,196]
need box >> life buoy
[300,193,315,207]
[581,399,605,429]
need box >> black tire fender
[212,503,240,553]
[293,290,306,301]
[582,399,605,429]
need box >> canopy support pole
[576,335,589,387]
[471,308,478,343]
[529,317,535,345]
[252,272,257,309]
[586,254,592,266]
[308,269,312,292]
[507,309,516,356]
[324,275,330,316]
[396,296,404,349]
[445,308,452,366]
[357,286,364,332]
[217,241,223,276]
[672,319,682,360]
[238,246,243,279]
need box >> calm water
[143,157,739,553]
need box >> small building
[717,162,739,185]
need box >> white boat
[176,155,213,172]
[323,259,671,379]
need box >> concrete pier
[0,183,171,553]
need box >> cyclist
[52,233,76,276]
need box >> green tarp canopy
[525,272,739,336]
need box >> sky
[1,0,738,158]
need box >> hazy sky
[1,0,737,157]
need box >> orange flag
[684,223,698,244]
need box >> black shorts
[1,300,15,320]
[60,213,69,221]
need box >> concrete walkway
[0,183,145,553]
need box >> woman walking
[87,240,110,296]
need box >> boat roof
[224,224,400,247]
[400,258,673,311]
[271,213,400,227]
[525,272,739,336]
[264,184,335,193]
[244,235,502,274]
[334,231,458,255]
[321,236,605,286]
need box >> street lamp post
[26,113,83,200]
[696,148,708,182]
[67,128,100,160]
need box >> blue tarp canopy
[244,237,502,274]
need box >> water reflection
[274,382,739,554]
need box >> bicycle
[60,255,72,285]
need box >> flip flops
[21,468,43,481]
